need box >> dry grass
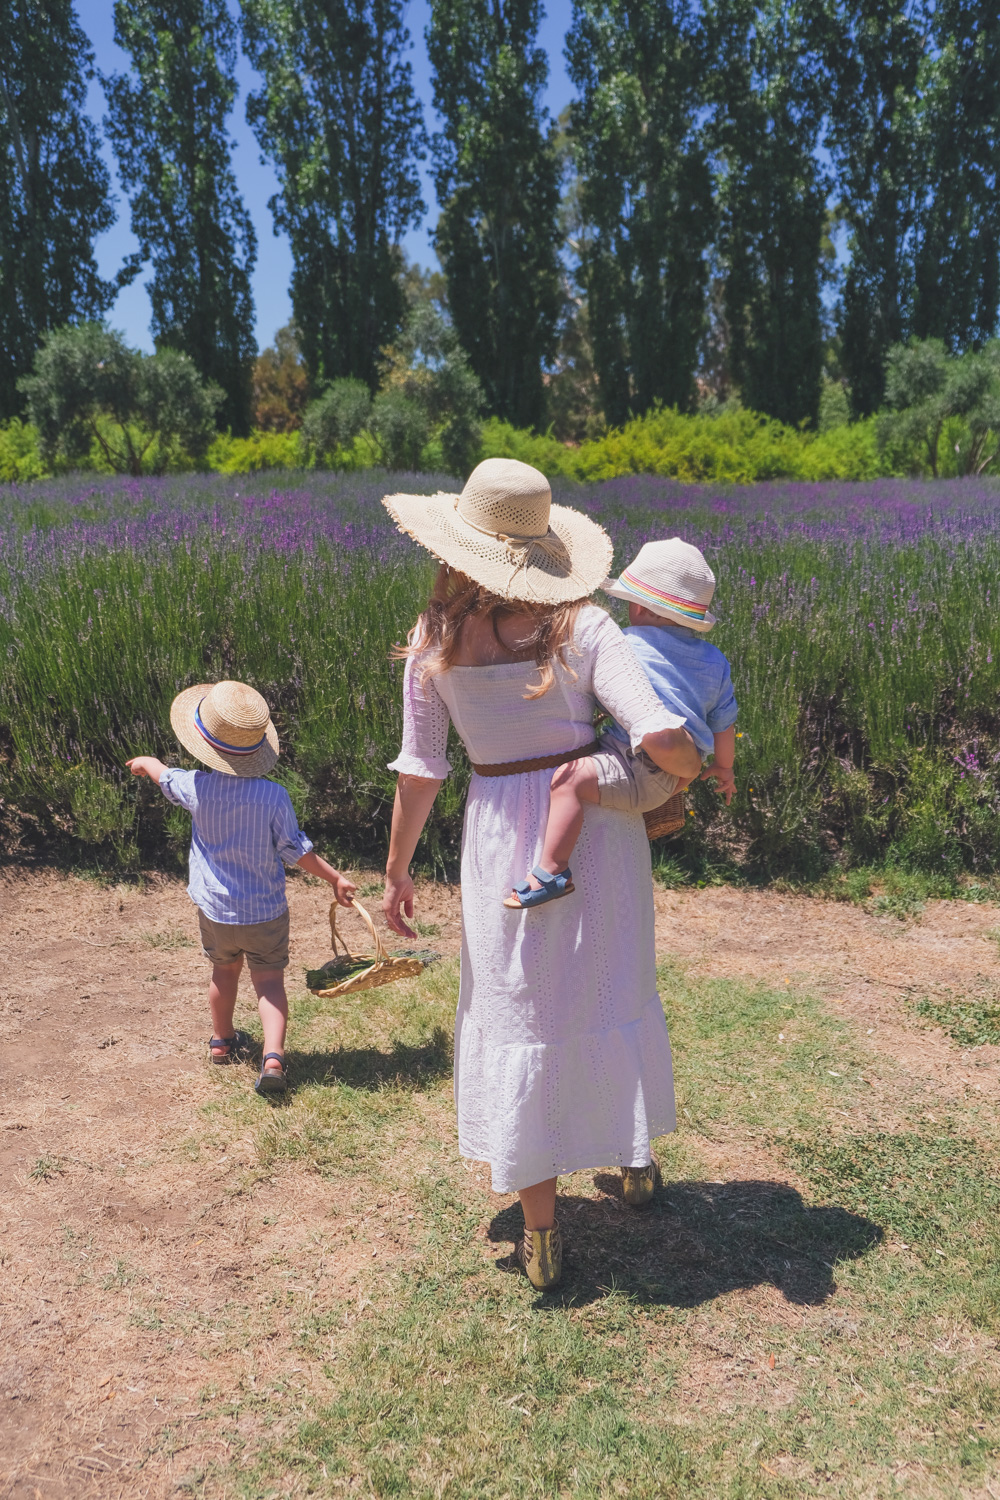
[3,868,1000,1497]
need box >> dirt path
[2,868,998,1498]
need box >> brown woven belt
[471,740,601,778]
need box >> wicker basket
[643,791,686,841]
[308,898,425,998]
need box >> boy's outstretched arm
[296,850,357,907]
[127,756,169,785]
[700,726,736,804]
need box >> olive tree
[879,338,1000,476]
[20,322,222,474]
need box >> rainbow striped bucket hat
[602,538,717,633]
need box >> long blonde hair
[398,565,584,699]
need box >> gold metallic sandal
[622,1155,661,1208]
[517,1221,563,1290]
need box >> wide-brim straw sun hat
[602,537,718,633]
[382,457,613,604]
[170,680,279,776]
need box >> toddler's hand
[330,870,358,907]
[126,756,166,784]
[700,763,736,804]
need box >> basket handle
[328,897,389,964]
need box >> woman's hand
[382,773,442,938]
[384,870,417,938]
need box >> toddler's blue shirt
[158,769,313,924]
[607,623,738,761]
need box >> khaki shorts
[592,739,681,815]
[198,909,290,971]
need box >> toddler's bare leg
[251,968,288,1075]
[209,958,243,1049]
[531,755,601,886]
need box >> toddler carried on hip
[505,538,738,909]
[128,679,356,1091]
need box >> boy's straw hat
[602,538,717,633]
[382,458,613,604]
[170,680,279,776]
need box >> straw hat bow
[383,458,613,604]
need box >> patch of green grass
[410,918,441,938]
[141,927,194,948]
[813,864,1000,917]
[30,1155,64,1180]
[788,1130,1000,1246]
[101,1257,149,1290]
[657,957,865,1135]
[190,956,1000,1497]
[911,993,1000,1047]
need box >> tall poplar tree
[818,0,929,416]
[567,0,714,426]
[0,0,129,421]
[105,0,257,434]
[241,0,426,394]
[912,0,1000,351]
[427,0,561,428]
[708,0,829,426]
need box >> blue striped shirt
[158,769,314,924]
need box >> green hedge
[0,401,966,484]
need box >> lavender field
[2,470,999,883]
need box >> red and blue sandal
[503,865,575,910]
[255,1052,287,1095]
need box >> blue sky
[79,0,576,353]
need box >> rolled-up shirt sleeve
[271,789,314,866]
[706,667,738,733]
[158,767,198,809]
[387,652,453,779]
[588,611,687,751]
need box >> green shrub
[20,322,222,476]
[0,419,47,481]
[477,418,577,475]
[207,429,303,474]
[371,389,430,471]
[300,380,373,467]
[478,406,891,484]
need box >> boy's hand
[330,870,358,907]
[700,763,736,804]
[126,756,167,785]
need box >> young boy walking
[128,679,356,1093]
[505,538,738,908]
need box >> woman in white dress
[381,459,701,1289]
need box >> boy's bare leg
[251,968,288,1075]
[209,959,243,1054]
[524,756,601,890]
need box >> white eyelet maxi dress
[389,605,684,1194]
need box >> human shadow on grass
[488,1176,882,1309]
[270,1025,453,1100]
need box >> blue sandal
[209,1030,256,1066]
[503,865,575,910]
[255,1052,287,1095]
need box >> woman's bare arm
[383,773,443,937]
